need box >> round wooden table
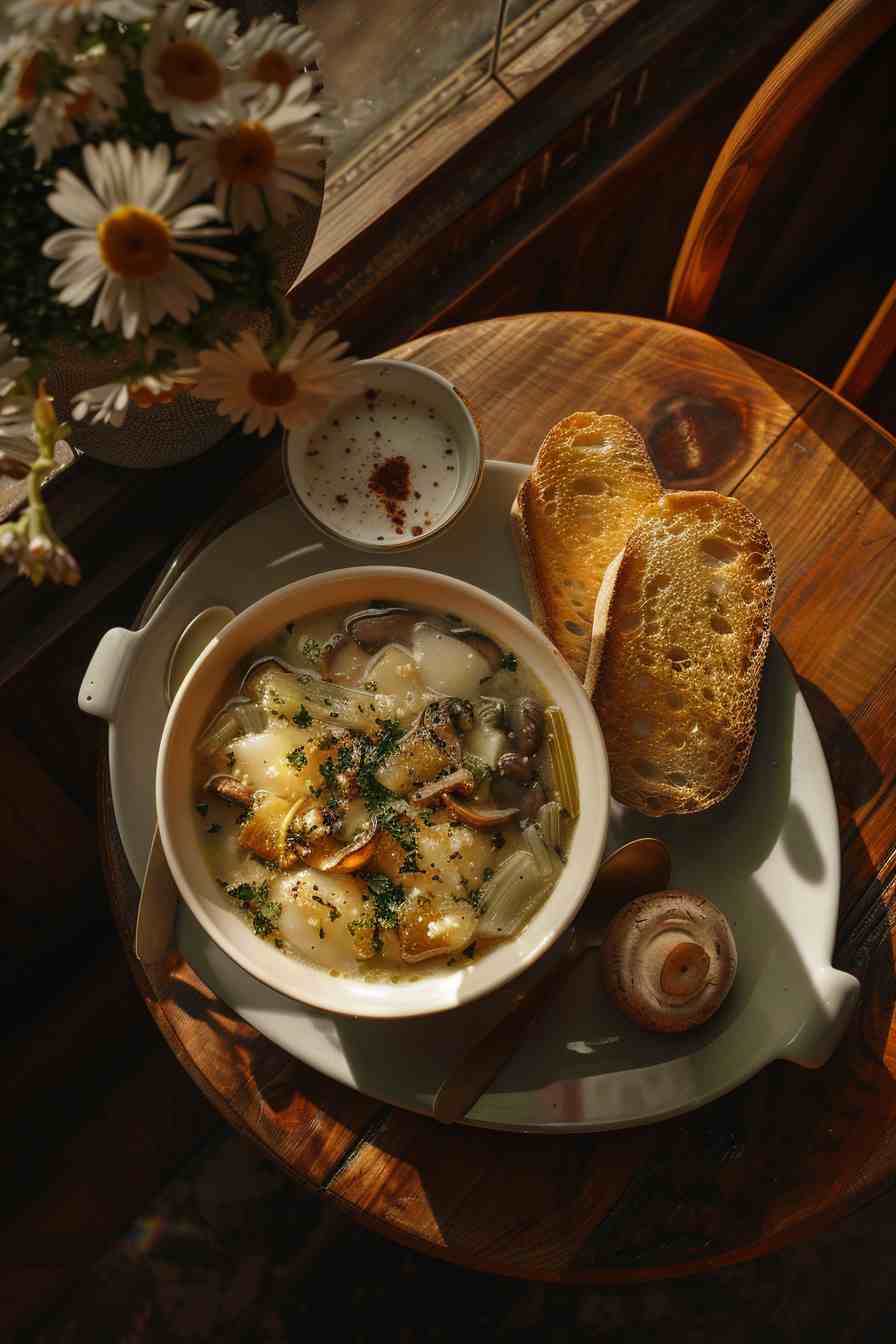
[101,313,896,1281]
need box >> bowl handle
[78,626,144,722]
[777,966,861,1068]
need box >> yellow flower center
[251,49,295,89]
[158,39,223,103]
[248,368,297,407]
[16,54,44,104]
[97,207,172,279]
[215,122,277,184]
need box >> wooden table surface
[101,312,896,1281]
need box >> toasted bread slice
[511,413,662,681]
[591,491,776,815]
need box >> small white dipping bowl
[156,567,609,1019]
[283,359,484,551]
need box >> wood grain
[388,313,815,492]
[835,280,896,406]
[97,313,896,1281]
[99,772,385,1182]
[666,0,896,328]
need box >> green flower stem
[25,426,62,541]
[267,288,295,364]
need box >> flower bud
[28,534,53,560]
[33,386,59,437]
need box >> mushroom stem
[411,768,475,803]
[659,941,711,998]
[441,795,518,829]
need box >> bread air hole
[700,536,739,564]
[565,619,588,636]
[617,610,641,632]
[710,614,732,635]
[665,645,690,666]
[632,758,663,781]
[632,716,654,738]
[645,574,670,596]
[572,475,606,495]
[666,692,683,709]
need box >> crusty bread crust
[591,491,777,816]
[511,413,662,681]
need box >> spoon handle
[135,826,180,964]
[432,945,585,1124]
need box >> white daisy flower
[0,37,60,132]
[7,0,157,34]
[177,77,325,233]
[192,322,357,436]
[233,14,322,91]
[72,368,193,425]
[43,140,235,340]
[142,0,249,128]
[28,48,126,167]
[0,323,29,397]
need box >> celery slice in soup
[242,660,396,732]
[477,851,550,939]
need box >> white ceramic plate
[81,462,859,1132]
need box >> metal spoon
[432,836,672,1124]
[134,604,235,964]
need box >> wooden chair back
[666,0,896,405]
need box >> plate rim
[108,460,847,1132]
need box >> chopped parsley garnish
[319,757,340,795]
[312,894,341,922]
[292,705,312,728]
[366,872,408,929]
[336,743,354,772]
[353,718,422,872]
[462,752,491,785]
[483,867,494,882]
[500,651,518,671]
[464,943,477,958]
[226,881,281,939]
[286,746,308,770]
[301,637,322,664]
[195,802,209,816]
[491,832,506,851]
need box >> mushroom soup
[193,602,577,978]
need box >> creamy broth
[193,601,576,979]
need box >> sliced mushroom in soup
[192,600,578,979]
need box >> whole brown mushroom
[600,889,737,1033]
